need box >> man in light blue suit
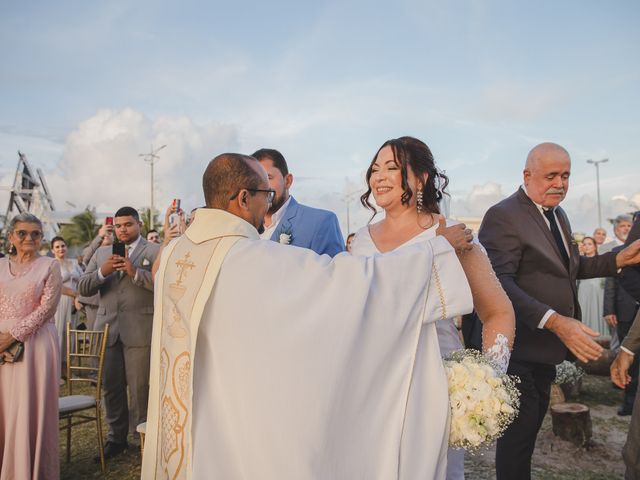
[252,148,344,257]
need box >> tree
[58,207,98,247]
[139,207,162,237]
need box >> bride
[350,136,515,480]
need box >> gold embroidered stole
[142,209,259,480]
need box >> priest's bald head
[202,153,274,234]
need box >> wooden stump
[550,403,592,447]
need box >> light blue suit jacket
[269,196,344,257]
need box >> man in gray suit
[601,214,633,254]
[479,143,640,480]
[79,206,160,458]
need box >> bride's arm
[458,245,515,373]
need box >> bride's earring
[416,189,424,213]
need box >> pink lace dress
[0,256,62,480]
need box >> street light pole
[586,158,609,228]
[342,190,360,235]
[139,144,167,229]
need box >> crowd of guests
[0,139,639,480]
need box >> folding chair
[59,323,110,472]
[136,421,147,456]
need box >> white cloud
[45,108,240,215]
[450,181,506,218]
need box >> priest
[142,153,475,480]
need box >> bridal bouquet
[444,350,520,451]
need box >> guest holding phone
[151,202,186,280]
[0,213,62,479]
[79,206,160,459]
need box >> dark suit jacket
[620,214,640,301]
[622,311,640,354]
[269,196,344,257]
[604,245,640,323]
[479,188,618,365]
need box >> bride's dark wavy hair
[360,136,449,219]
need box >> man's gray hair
[7,212,43,233]
[613,214,633,226]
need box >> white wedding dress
[350,222,466,480]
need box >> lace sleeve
[9,261,63,342]
[458,246,515,374]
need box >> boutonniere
[142,258,150,267]
[278,225,293,245]
[279,233,292,245]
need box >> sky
[1,0,639,237]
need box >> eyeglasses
[230,188,276,205]
[14,230,43,240]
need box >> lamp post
[586,158,608,228]
[139,144,166,229]
[339,188,361,235]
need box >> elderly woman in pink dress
[0,213,62,480]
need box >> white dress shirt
[521,185,570,329]
[260,196,292,240]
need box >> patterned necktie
[543,207,569,268]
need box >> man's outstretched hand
[616,239,640,268]
[611,349,634,389]
[545,313,603,363]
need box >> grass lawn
[59,374,629,479]
[59,382,141,480]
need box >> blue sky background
[1,0,638,236]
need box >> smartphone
[105,216,113,226]
[170,199,181,226]
[112,241,126,257]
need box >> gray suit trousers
[103,338,151,443]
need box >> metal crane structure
[1,151,59,240]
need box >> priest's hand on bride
[436,217,474,254]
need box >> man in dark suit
[78,206,160,459]
[252,148,344,257]
[620,213,640,301]
[479,143,640,480]
[604,244,640,415]
[611,211,640,479]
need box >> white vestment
[142,208,472,480]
